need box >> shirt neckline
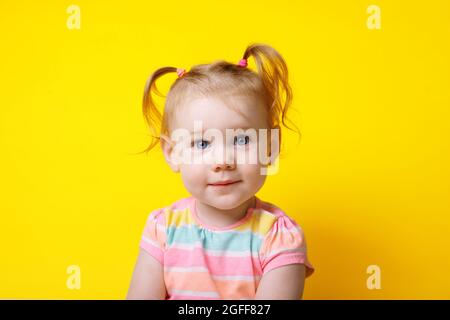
[188,196,261,231]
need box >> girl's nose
[212,146,236,171]
[213,161,236,171]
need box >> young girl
[127,43,314,300]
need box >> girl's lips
[208,180,242,187]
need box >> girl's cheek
[240,163,262,179]
[234,144,258,164]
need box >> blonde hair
[137,43,300,155]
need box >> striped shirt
[139,196,314,300]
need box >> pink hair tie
[237,58,248,68]
[176,68,186,78]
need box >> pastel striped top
[139,196,315,300]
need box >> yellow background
[1,0,449,299]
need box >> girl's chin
[203,195,249,210]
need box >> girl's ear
[160,134,180,173]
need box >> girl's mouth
[208,180,242,187]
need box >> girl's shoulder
[256,198,288,218]
[251,198,304,236]
[146,196,195,226]
[255,199,314,278]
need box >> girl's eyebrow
[189,126,254,134]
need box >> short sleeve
[259,216,315,278]
[139,208,167,265]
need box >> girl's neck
[195,196,256,229]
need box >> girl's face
[162,95,272,210]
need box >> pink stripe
[164,247,263,275]
[165,273,257,299]
[262,236,304,257]
[263,253,305,273]
[139,239,164,264]
[168,294,218,300]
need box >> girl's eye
[193,139,210,150]
[234,135,250,146]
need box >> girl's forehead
[172,96,268,131]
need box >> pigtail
[140,66,178,154]
[242,44,301,141]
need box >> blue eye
[234,135,250,146]
[193,139,210,150]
